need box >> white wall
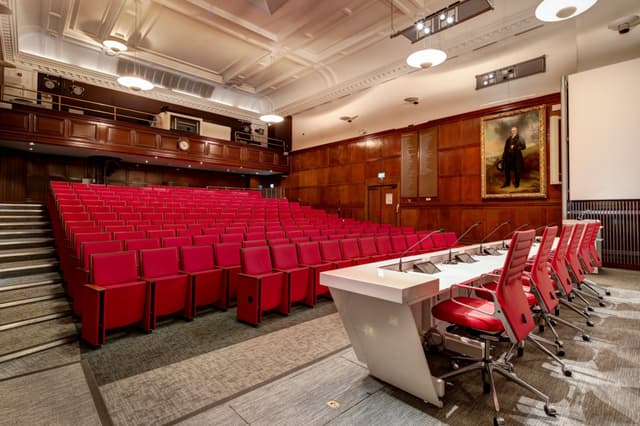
[568,57,640,200]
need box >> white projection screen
[568,57,640,200]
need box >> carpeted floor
[83,299,337,385]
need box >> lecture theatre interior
[0,0,639,425]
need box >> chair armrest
[449,283,497,316]
[84,284,105,293]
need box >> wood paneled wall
[0,147,255,203]
[284,94,562,239]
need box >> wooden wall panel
[69,120,97,141]
[136,131,158,148]
[0,110,29,132]
[34,116,64,137]
[284,94,562,235]
[106,127,132,145]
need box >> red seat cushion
[431,298,504,333]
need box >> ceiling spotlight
[28,141,35,146]
[102,38,128,53]
[70,84,85,96]
[260,114,284,123]
[145,160,149,163]
[416,21,425,30]
[29,147,33,151]
[406,49,447,69]
[439,12,446,20]
[446,15,454,24]
[535,0,598,22]
[424,27,431,34]
[188,165,191,168]
[154,156,158,159]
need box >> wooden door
[367,184,397,225]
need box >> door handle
[396,203,400,214]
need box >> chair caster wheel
[544,404,558,417]
[599,302,606,307]
[564,369,572,377]
[483,382,491,394]
[582,334,591,341]
[517,347,524,357]
[493,416,505,425]
[549,319,557,326]
[587,306,594,312]
[450,361,460,371]
[557,349,565,357]
[538,324,545,333]
[587,320,594,327]
[554,308,560,316]
[605,291,611,296]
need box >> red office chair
[237,246,287,325]
[526,226,591,346]
[181,245,225,315]
[81,251,151,347]
[297,241,334,303]
[271,243,314,308]
[432,230,557,424]
[549,224,594,327]
[213,242,242,308]
[576,221,610,298]
[140,247,192,328]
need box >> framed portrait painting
[481,105,547,199]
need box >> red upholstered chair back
[375,236,394,255]
[221,233,244,243]
[432,233,447,249]
[270,244,298,269]
[297,241,323,265]
[404,234,419,249]
[125,238,160,252]
[91,251,139,285]
[241,246,273,275]
[442,232,458,247]
[75,232,112,257]
[529,226,559,311]
[358,237,378,257]
[181,245,214,272]
[340,239,361,258]
[113,231,146,241]
[552,223,574,267]
[193,235,219,246]
[141,247,180,278]
[391,235,408,252]
[162,236,192,248]
[567,223,585,262]
[214,242,241,267]
[495,230,536,342]
[148,229,175,239]
[81,240,123,270]
[319,240,342,262]
[177,229,201,237]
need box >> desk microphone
[478,220,511,255]
[501,223,530,249]
[534,222,557,235]
[444,221,481,264]
[398,228,444,272]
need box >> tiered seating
[48,181,459,346]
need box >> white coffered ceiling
[1,0,639,148]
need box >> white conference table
[320,239,539,408]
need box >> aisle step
[0,222,50,230]
[0,272,62,290]
[0,293,66,309]
[0,229,52,239]
[0,283,65,304]
[0,215,48,222]
[0,238,55,251]
[0,317,78,364]
[0,247,56,264]
[0,311,71,332]
[0,259,59,278]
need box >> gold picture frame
[481,105,546,199]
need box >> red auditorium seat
[236,246,287,325]
[193,234,219,246]
[113,230,146,241]
[319,240,355,269]
[213,242,242,307]
[161,236,193,249]
[375,235,400,259]
[358,237,388,261]
[339,238,370,265]
[81,251,151,347]
[69,239,124,316]
[124,238,161,252]
[271,244,314,308]
[220,233,244,243]
[181,245,225,315]
[140,247,192,327]
[297,242,334,303]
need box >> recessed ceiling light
[199,161,203,165]
[145,160,149,163]
[28,142,35,146]
[154,156,158,159]
[102,38,128,53]
[188,165,191,168]
[29,147,33,151]
[260,114,284,123]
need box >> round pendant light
[406,49,447,69]
[535,0,598,22]
[117,75,154,91]
[102,38,128,53]
[260,114,284,123]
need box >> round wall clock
[178,139,190,151]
